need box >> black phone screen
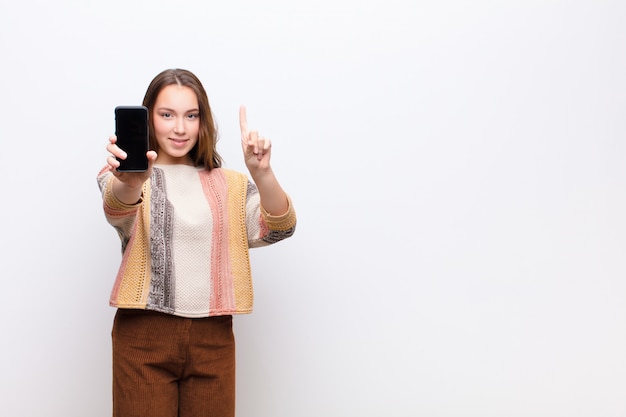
[115,106,149,172]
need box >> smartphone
[114,106,149,172]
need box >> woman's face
[152,84,200,165]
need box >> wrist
[248,166,274,183]
[112,177,145,205]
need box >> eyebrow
[156,107,200,113]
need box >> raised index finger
[239,105,248,137]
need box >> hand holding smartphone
[114,106,149,172]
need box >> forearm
[250,168,289,216]
[111,177,144,205]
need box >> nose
[173,118,186,134]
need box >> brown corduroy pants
[111,309,236,417]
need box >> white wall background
[1,1,625,416]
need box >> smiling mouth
[170,138,188,143]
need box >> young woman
[97,68,296,417]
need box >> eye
[161,112,172,119]
[187,113,199,120]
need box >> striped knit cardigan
[97,166,296,317]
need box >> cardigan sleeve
[97,167,144,249]
[245,180,297,248]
